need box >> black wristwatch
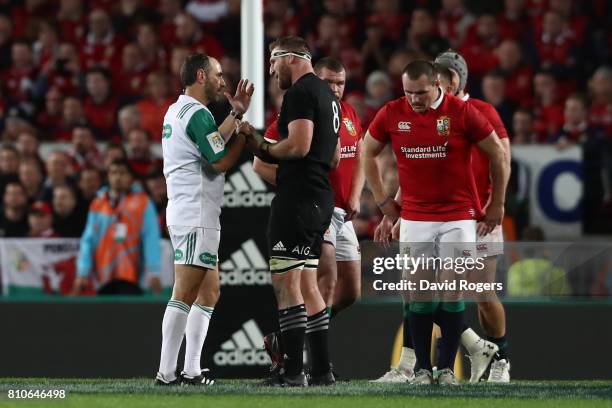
[230,110,243,120]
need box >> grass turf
[0,379,610,408]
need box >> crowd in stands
[0,0,610,242]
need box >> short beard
[278,65,292,90]
[204,81,219,102]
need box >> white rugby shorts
[168,225,220,269]
[323,207,361,262]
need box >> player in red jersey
[254,57,364,316]
[363,61,509,385]
[254,57,364,377]
[434,51,511,382]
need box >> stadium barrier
[0,299,610,380]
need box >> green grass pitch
[0,379,610,408]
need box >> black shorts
[267,192,334,273]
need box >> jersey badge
[343,118,357,136]
[207,132,225,154]
[162,124,172,139]
[436,116,450,137]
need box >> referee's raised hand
[225,79,255,115]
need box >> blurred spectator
[511,108,538,144]
[74,159,161,295]
[28,200,56,237]
[18,158,44,203]
[158,0,183,44]
[174,12,223,58]
[136,22,167,73]
[588,66,612,137]
[145,169,169,239]
[169,46,190,95]
[78,167,103,206]
[15,130,44,168]
[40,151,75,203]
[364,70,393,128]
[405,8,449,60]
[84,67,119,140]
[361,15,395,75]
[54,96,87,140]
[56,0,87,44]
[310,14,345,61]
[114,104,141,142]
[552,93,591,146]
[481,70,516,131]
[33,21,60,71]
[2,108,36,142]
[126,128,163,179]
[36,87,64,138]
[460,14,501,82]
[136,71,173,141]
[532,70,565,141]
[547,0,587,45]
[534,10,578,90]
[35,42,82,99]
[0,181,29,237]
[113,0,157,38]
[496,0,531,42]
[370,0,407,42]
[495,40,533,107]
[0,14,14,71]
[437,0,475,48]
[2,41,37,108]
[80,8,124,71]
[114,43,148,101]
[103,142,128,170]
[69,125,102,172]
[52,184,87,238]
[0,144,20,197]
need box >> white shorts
[323,207,361,262]
[399,219,477,259]
[476,225,504,258]
[168,225,220,269]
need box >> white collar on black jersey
[461,93,470,102]
[430,87,445,110]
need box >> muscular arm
[349,140,366,203]
[361,131,388,204]
[252,157,277,185]
[477,131,509,209]
[267,119,313,159]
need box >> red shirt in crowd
[463,94,509,208]
[590,102,612,137]
[264,100,363,212]
[368,90,493,221]
[84,95,119,140]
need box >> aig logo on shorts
[291,245,311,256]
[223,162,275,208]
[219,239,271,286]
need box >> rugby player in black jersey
[240,36,340,387]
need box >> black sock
[436,309,464,370]
[278,304,307,376]
[306,308,331,376]
[403,312,414,349]
[409,311,433,371]
[487,335,509,360]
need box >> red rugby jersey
[368,91,493,221]
[464,95,509,208]
[264,101,362,211]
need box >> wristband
[376,196,394,208]
[230,110,243,120]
